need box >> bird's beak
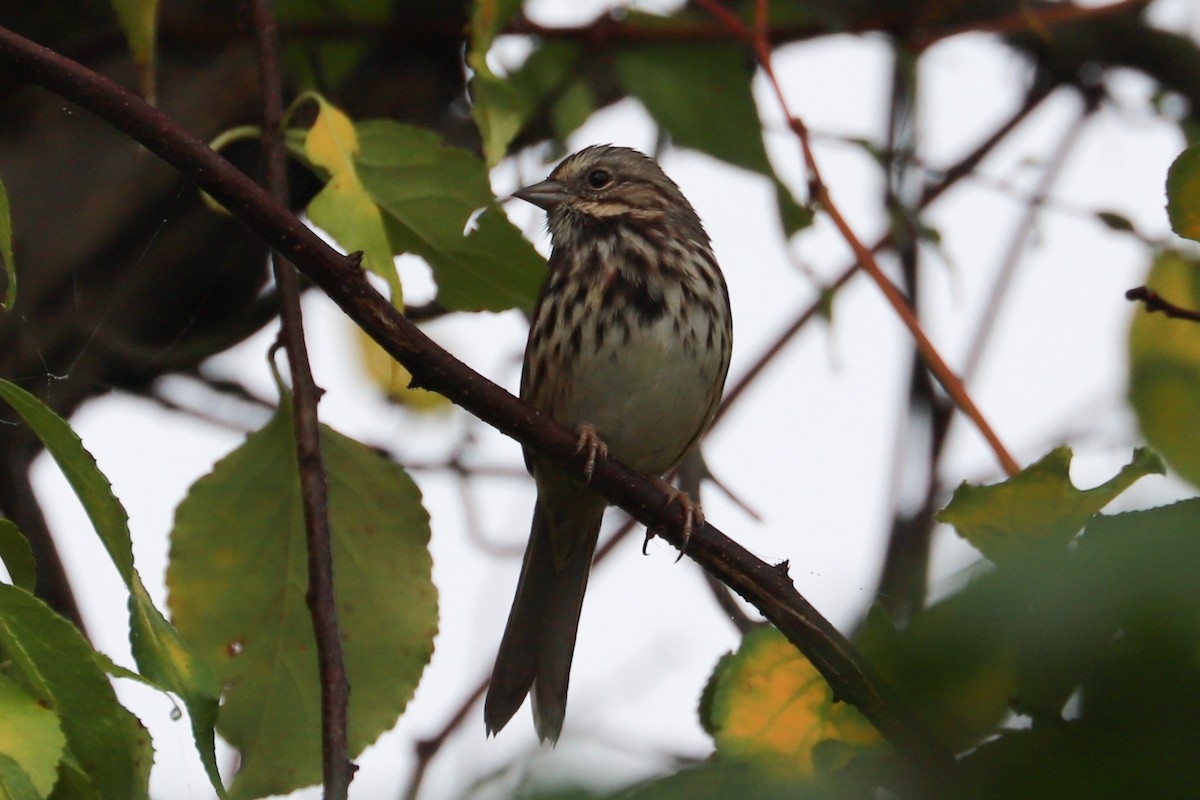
[513,178,571,210]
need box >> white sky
[23,1,1200,797]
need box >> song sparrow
[484,146,733,742]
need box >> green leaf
[614,42,809,237]
[0,673,65,797]
[354,120,544,312]
[1096,210,1136,233]
[937,447,1163,564]
[468,0,526,166]
[0,753,41,800]
[1129,250,1200,487]
[111,0,158,101]
[776,181,814,236]
[507,42,589,145]
[0,380,223,797]
[468,40,594,156]
[93,651,167,691]
[0,521,34,594]
[1166,144,1200,241]
[0,383,133,579]
[301,96,402,304]
[469,60,524,169]
[1010,499,1200,723]
[1080,498,1200,638]
[615,43,764,173]
[468,40,592,165]
[0,175,13,310]
[0,584,151,799]
[550,78,595,144]
[167,396,436,800]
[861,593,1017,749]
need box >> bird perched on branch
[485,145,733,743]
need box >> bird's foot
[573,423,608,484]
[642,477,704,562]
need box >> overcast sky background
[23,1,1200,797]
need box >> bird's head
[514,145,705,245]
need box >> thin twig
[0,22,956,780]
[1126,286,1200,323]
[247,1,355,797]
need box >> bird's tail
[485,484,605,743]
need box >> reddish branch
[246,1,355,797]
[0,22,955,781]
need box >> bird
[484,145,733,743]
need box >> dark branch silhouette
[1127,286,1200,323]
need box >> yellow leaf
[305,96,359,178]
[709,627,882,774]
[303,96,401,304]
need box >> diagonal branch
[0,23,955,779]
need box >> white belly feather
[554,294,717,475]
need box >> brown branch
[1126,286,1200,323]
[247,1,354,797]
[0,22,956,781]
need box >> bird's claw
[573,423,607,483]
[670,489,704,563]
[643,478,703,562]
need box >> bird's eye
[585,169,611,189]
